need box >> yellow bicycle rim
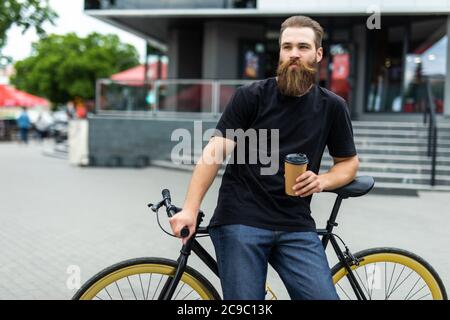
[79,263,216,300]
[332,253,444,300]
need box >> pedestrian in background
[16,107,31,144]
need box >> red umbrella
[0,84,49,108]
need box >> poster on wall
[239,41,265,79]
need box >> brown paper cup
[285,153,309,196]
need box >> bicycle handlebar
[161,189,190,238]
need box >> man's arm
[292,155,359,197]
[169,136,236,243]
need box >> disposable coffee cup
[285,153,309,196]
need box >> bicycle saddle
[325,176,375,199]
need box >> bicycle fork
[329,236,367,300]
[158,212,205,300]
[158,246,191,300]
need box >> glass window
[403,19,447,114]
[366,26,405,113]
[366,17,447,114]
[85,0,256,10]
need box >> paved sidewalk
[0,141,449,299]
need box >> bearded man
[170,15,359,300]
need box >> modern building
[79,0,450,191]
[85,0,450,119]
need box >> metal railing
[422,79,438,186]
[95,78,256,117]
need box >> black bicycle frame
[158,227,219,300]
[158,195,368,300]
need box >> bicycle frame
[158,195,368,300]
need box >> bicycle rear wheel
[331,247,447,300]
[72,257,221,300]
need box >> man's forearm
[320,156,359,191]
[183,159,221,214]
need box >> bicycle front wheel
[331,247,447,300]
[72,257,221,300]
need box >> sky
[2,0,147,64]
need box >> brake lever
[147,200,165,212]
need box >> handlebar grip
[162,189,171,201]
[180,227,189,238]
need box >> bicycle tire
[331,247,447,300]
[72,257,221,300]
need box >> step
[353,144,450,152]
[352,126,450,133]
[173,153,450,169]
[352,121,450,130]
[320,161,450,176]
[347,171,450,186]
[353,129,450,138]
[323,154,450,166]
[150,160,450,194]
[157,157,450,184]
[352,147,450,157]
[370,181,450,192]
[354,139,450,148]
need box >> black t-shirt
[209,77,357,232]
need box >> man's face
[277,27,323,96]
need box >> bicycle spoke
[407,283,427,300]
[139,274,146,300]
[353,267,371,298]
[387,269,414,299]
[152,274,164,300]
[369,263,377,299]
[146,273,152,300]
[417,293,431,300]
[404,276,421,300]
[95,295,103,300]
[363,265,370,299]
[126,276,138,300]
[173,282,186,300]
[384,262,387,300]
[104,287,113,300]
[115,281,124,300]
[387,265,406,298]
[336,282,353,300]
[386,263,397,297]
[181,289,195,300]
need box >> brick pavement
[0,141,449,299]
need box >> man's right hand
[169,209,198,245]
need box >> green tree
[11,32,140,104]
[0,0,57,52]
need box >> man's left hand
[292,170,327,197]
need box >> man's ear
[316,47,323,63]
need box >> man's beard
[276,58,318,97]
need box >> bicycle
[73,176,447,300]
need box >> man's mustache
[288,59,316,70]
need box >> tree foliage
[11,33,140,104]
[0,0,57,51]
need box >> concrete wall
[167,26,203,79]
[88,116,218,167]
[202,21,265,79]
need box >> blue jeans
[209,224,339,300]
[19,128,29,143]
